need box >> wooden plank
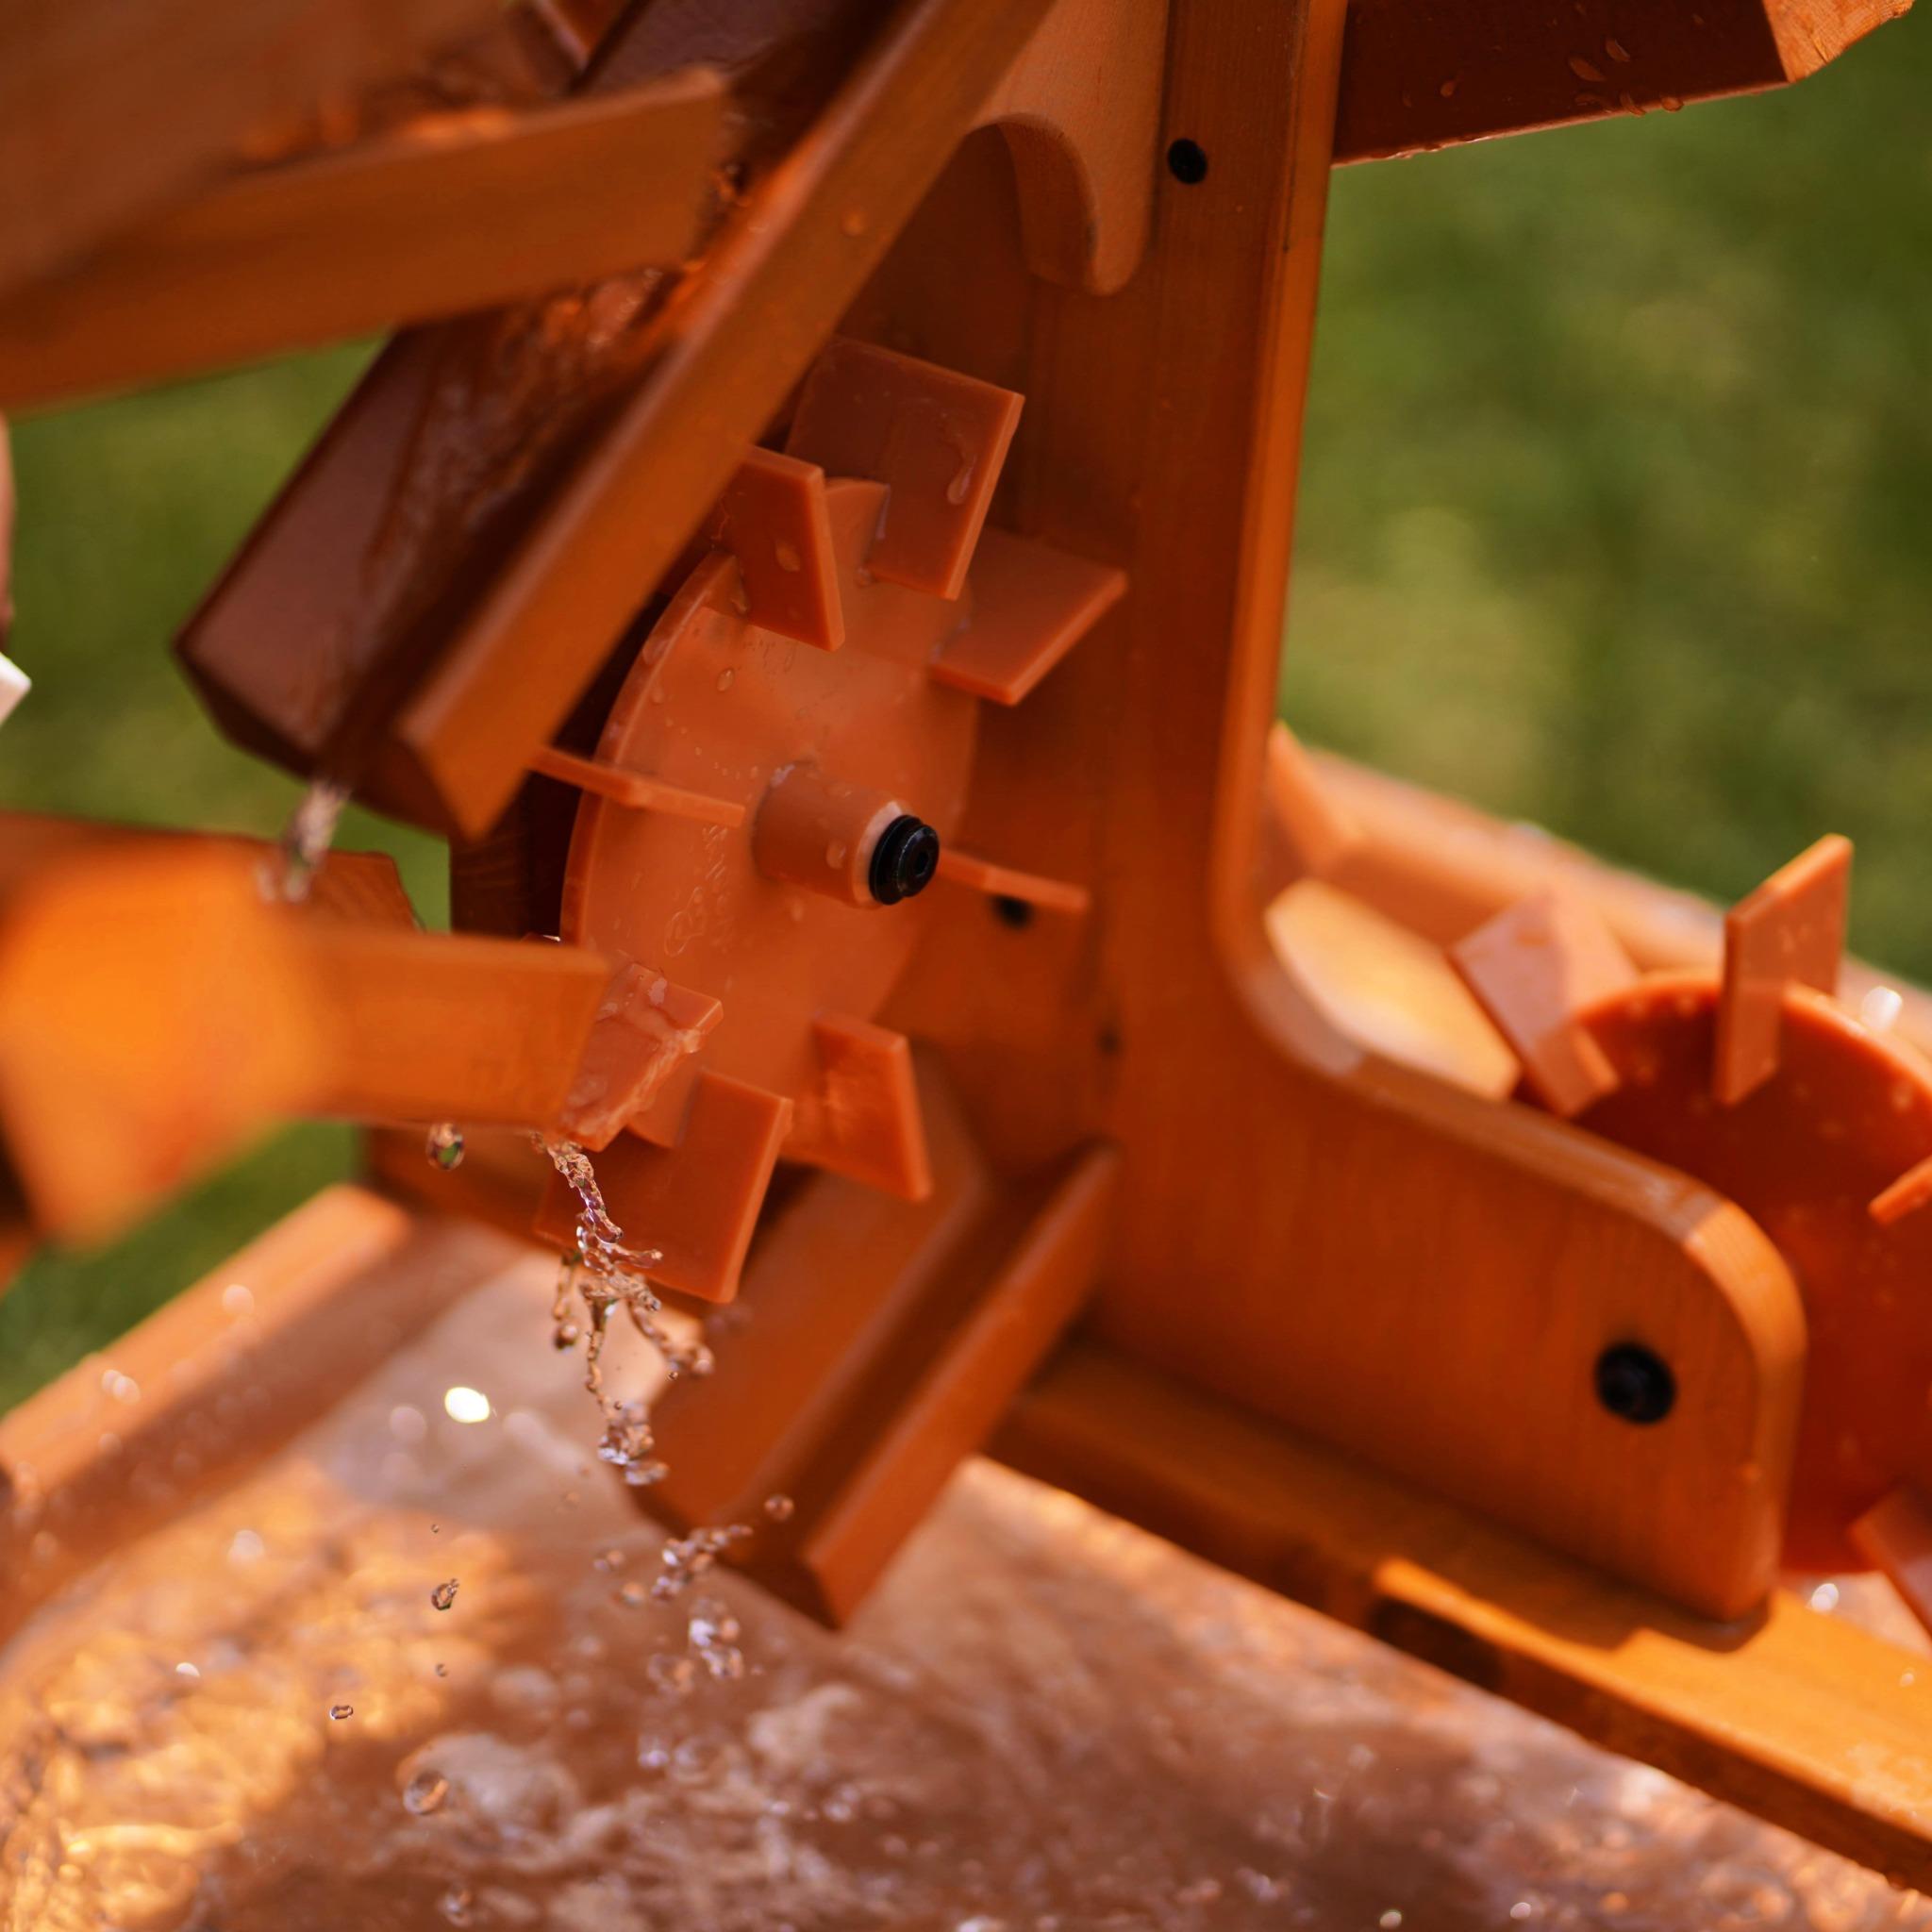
[387,0,1061,837]
[0,0,495,298]
[0,75,725,410]
[997,1340,1932,1890]
[1333,0,1910,165]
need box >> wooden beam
[997,1340,1932,1890]
[0,0,496,298]
[0,74,725,410]
[386,0,1062,838]
[1333,0,1910,164]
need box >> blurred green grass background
[3,26,1929,1409]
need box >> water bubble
[774,539,803,572]
[430,1579,458,1612]
[441,1886,474,1924]
[227,1527,265,1564]
[688,1596,740,1649]
[425,1122,466,1171]
[552,1322,580,1350]
[404,1770,450,1816]
[646,1651,697,1696]
[175,1661,201,1684]
[623,1459,670,1488]
[637,1734,673,1772]
[617,1580,650,1608]
[329,1703,354,1721]
[1381,1914,1404,1929]
[763,1493,794,1522]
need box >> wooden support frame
[997,1340,1932,1890]
[0,73,726,410]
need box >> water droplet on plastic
[825,841,848,867]
[430,1578,458,1612]
[764,1492,795,1522]
[774,539,802,572]
[425,1122,465,1171]
[841,208,869,238]
[329,1703,354,1721]
[716,668,735,691]
[441,1886,474,1924]
[1568,53,1606,81]
[404,1770,450,1815]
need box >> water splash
[262,778,349,904]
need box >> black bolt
[1594,1342,1675,1425]
[869,815,941,906]
[1166,138,1208,185]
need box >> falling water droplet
[425,1122,465,1171]
[404,1770,450,1816]
[430,1578,458,1612]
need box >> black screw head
[1594,1342,1675,1425]
[869,815,940,906]
[1166,138,1208,185]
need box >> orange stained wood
[1262,720,1366,883]
[1332,0,1910,165]
[0,839,616,1242]
[1716,833,1851,1105]
[1850,1484,1932,1641]
[639,1057,1117,1622]
[995,1340,1932,1891]
[1449,891,1638,1115]
[861,0,1807,1624]
[0,1186,525,1641]
[0,75,726,410]
[975,0,1170,294]
[1265,879,1522,1100]
[386,0,1062,838]
[0,0,495,298]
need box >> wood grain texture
[863,1,1804,1620]
[0,75,726,410]
[391,0,1061,836]
[1332,0,1910,164]
[997,1340,1932,1890]
[0,0,495,297]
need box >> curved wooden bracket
[976,0,1170,295]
